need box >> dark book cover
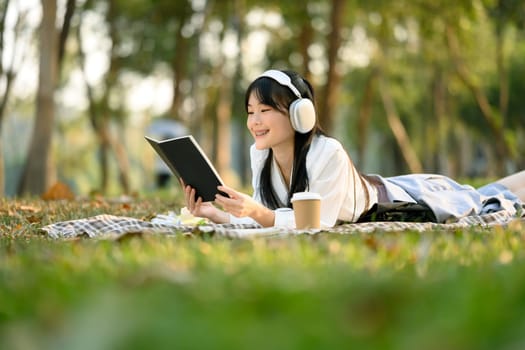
[145,135,225,202]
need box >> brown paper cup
[291,192,321,229]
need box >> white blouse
[230,134,378,227]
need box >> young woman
[184,69,525,228]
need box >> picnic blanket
[41,209,524,240]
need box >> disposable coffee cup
[291,192,321,229]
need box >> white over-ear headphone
[258,70,316,133]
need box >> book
[145,135,226,202]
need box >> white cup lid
[291,192,322,202]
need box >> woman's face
[246,92,295,151]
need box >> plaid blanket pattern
[41,209,524,240]
[41,215,187,239]
[41,214,266,239]
[331,209,522,234]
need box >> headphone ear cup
[289,98,316,133]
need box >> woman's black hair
[245,70,324,209]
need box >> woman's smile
[254,129,269,137]
[246,92,295,150]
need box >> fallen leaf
[18,205,41,213]
[42,182,75,201]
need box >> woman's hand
[215,185,275,227]
[181,180,228,223]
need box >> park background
[1,0,525,197]
[2,1,525,349]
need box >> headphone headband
[258,70,302,98]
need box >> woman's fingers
[194,196,203,213]
[217,185,236,199]
[190,188,199,212]
[215,187,248,215]
[184,185,196,211]
[184,185,192,207]
[184,184,205,215]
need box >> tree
[318,0,346,133]
[0,1,49,196]
[445,23,512,176]
[17,0,58,196]
[349,1,424,174]
[76,0,132,194]
[0,0,26,196]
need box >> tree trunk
[77,14,107,193]
[0,65,14,198]
[0,0,12,126]
[495,21,509,122]
[378,76,423,174]
[103,0,130,193]
[231,0,249,187]
[99,139,110,193]
[297,3,314,82]
[89,116,111,193]
[107,126,130,193]
[216,75,232,183]
[0,142,3,196]
[211,31,234,185]
[445,25,510,175]
[356,68,378,167]
[17,0,58,196]
[0,0,18,196]
[318,0,346,133]
[169,5,191,121]
[431,65,450,176]
[57,0,75,68]
[77,3,129,194]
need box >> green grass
[1,195,525,349]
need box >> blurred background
[1,0,524,198]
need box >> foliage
[1,196,525,349]
[4,0,525,196]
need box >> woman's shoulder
[307,135,352,179]
[310,134,345,155]
[307,135,348,170]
